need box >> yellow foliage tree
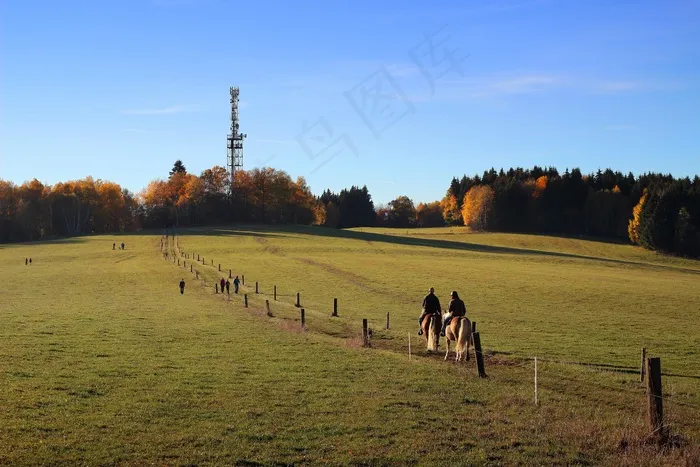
[461,185,495,230]
[628,189,647,245]
[440,194,461,225]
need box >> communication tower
[226,86,247,193]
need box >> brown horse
[421,312,441,352]
[443,316,473,362]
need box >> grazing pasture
[1,226,698,465]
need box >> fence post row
[386,312,390,329]
[332,298,338,317]
[296,292,300,307]
[255,282,259,294]
[274,285,277,301]
[640,347,646,382]
[244,294,248,308]
[300,308,305,328]
[266,300,272,317]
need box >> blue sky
[2,0,699,205]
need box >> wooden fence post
[640,347,646,382]
[178,259,180,266]
[362,319,369,347]
[197,254,200,261]
[332,298,338,317]
[301,308,305,328]
[255,282,259,294]
[274,285,277,301]
[296,292,300,307]
[218,263,221,271]
[242,274,245,285]
[229,269,232,279]
[386,312,390,330]
[534,357,538,405]
[196,271,199,279]
[473,332,486,378]
[266,300,272,317]
[244,294,248,308]
[211,259,214,266]
[646,357,664,438]
[471,321,477,333]
[190,265,193,272]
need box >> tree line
[1,161,698,257]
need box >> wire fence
[159,231,700,443]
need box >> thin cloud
[121,128,175,134]
[252,139,296,145]
[591,81,646,94]
[120,105,202,115]
[604,124,637,131]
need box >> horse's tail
[455,318,469,353]
[427,315,437,351]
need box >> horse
[443,315,473,362]
[421,312,442,352]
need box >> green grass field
[1,225,699,466]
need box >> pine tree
[169,160,187,177]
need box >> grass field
[1,225,699,466]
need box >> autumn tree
[440,194,462,226]
[461,185,495,230]
[416,201,444,227]
[387,195,417,228]
[628,189,647,245]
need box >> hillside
[1,227,698,465]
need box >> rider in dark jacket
[417,287,442,335]
[441,290,466,336]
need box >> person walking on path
[233,276,240,294]
[25,258,28,265]
[225,279,230,295]
[113,243,116,250]
[179,279,186,294]
[29,258,32,265]
[220,278,226,294]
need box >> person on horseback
[440,290,466,336]
[417,287,442,335]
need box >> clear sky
[2,0,699,205]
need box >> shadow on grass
[173,224,700,274]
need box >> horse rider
[417,287,442,335]
[440,290,467,336]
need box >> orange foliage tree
[628,189,647,245]
[461,185,495,230]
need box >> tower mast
[226,86,247,194]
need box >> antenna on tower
[226,86,247,194]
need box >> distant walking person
[121,242,125,250]
[112,243,116,250]
[225,279,230,294]
[179,279,186,294]
[25,258,28,265]
[29,258,32,265]
[220,278,226,294]
[233,276,240,294]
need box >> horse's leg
[444,339,450,361]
